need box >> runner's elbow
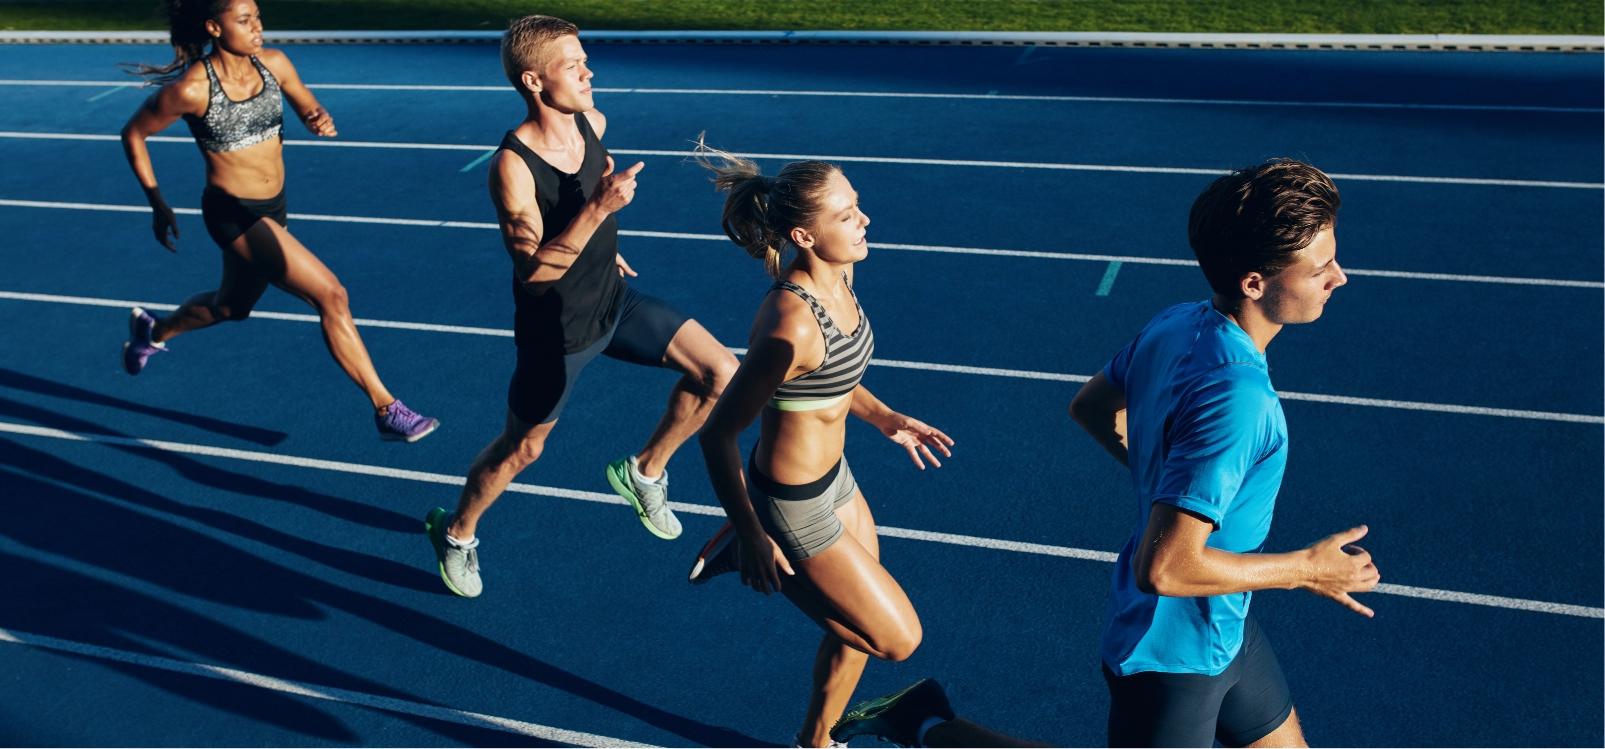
[698,423,737,449]
[1136,550,1189,596]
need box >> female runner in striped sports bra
[691,142,955,748]
[117,0,437,441]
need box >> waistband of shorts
[203,183,287,208]
[747,449,842,501]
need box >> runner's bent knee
[705,353,737,397]
[865,617,922,662]
[208,293,257,322]
[306,281,350,315]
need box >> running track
[0,41,1599,746]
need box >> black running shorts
[1102,615,1295,747]
[507,286,689,425]
[200,184,287,248]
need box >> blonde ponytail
[693,134,839,279]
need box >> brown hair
[124,0,233,84]
[1188,158,1341,297]
[501,15,580,92]
[693,137,841,278]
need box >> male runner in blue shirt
[1068,158,1380,747]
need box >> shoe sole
[830,678,933,744]
[123,307,148,375]
[606,460,681,541]
[121,341,140,375]
[424,507,479,598]
[689,521,735,583]
[381,418,440,443]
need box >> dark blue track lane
[1,134,1601,284]
[0,295,1598,606]
[2,198,1599,415]
[0,40,1600,747]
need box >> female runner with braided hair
[119,0,438,441]
[690,141,955,747]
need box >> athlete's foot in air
[831,678,956,747]
[121,306,167,375]
[689,521,739,583]
[376,399,440,442]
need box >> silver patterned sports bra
[183,56,283,153]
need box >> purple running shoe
[376,399,439,442]
[121,307,166,375]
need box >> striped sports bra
[768,275,874,412]
[183,56,283,153]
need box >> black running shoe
[830,678,955,747]
[689,521,740,584]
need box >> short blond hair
[501,15,580,92]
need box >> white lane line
[588,87,1605,115]
[1268,391,1603,423]
[617,147,1605,190]
[0,130,1599,190]
[2,197,1600,291]
[0,628,649,747]
[0,289,518,337]
[1,79,1598,114]
[1,289,1600,425]
[1339,268,1605,289]
[1,420,1599,619]
[1366,585,1605,619]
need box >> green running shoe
[424,507,481,598]
[830,678,955,747]
[606,456,682,540]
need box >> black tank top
[502,114,624,353]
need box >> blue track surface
[0,40,1600,747]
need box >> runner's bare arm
[120,74,205,249]
[1138,505,1381,616]
[259,48,335,136]
[1070,372,1129,466]
[850,385,954,470]
[698,296,821,593]
[489,150,642,289]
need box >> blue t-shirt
[1099,301,1288,676]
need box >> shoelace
[386,402,422,430]
[638,471,669,511]
[447,535,480,574]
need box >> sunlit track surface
[0,39,1599,747]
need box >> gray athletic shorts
[747,452,858,561]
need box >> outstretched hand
[1301,525,1381,617]
[301,107,336,137]
[879,414,954,470]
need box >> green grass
[0,0,1599,35]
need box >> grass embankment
[0,0,1598,35]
